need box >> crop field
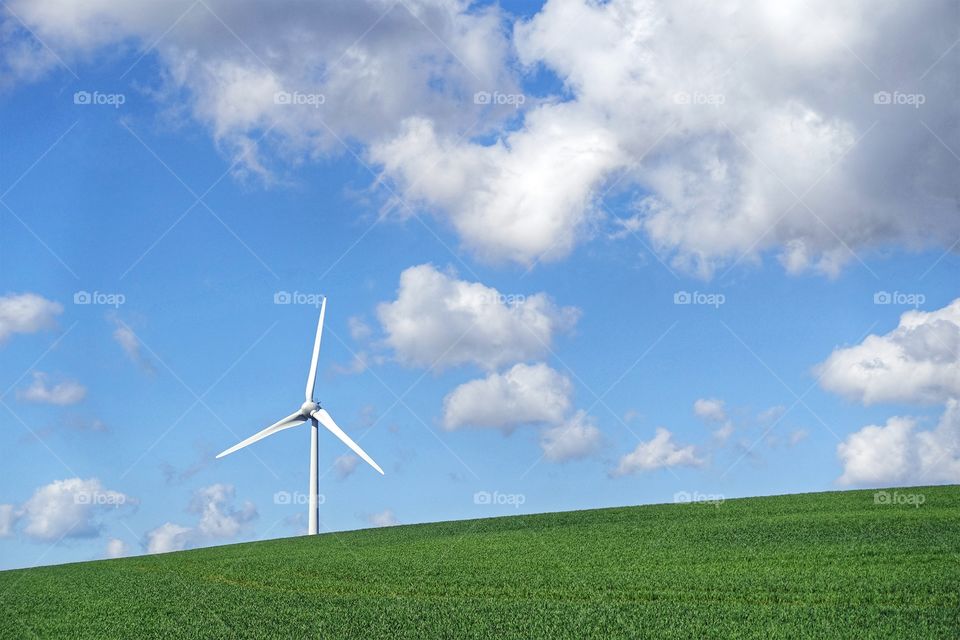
[0,486,957,639]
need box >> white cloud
[144,483,256,554]
[377,264,578,370]
[817,299,960,485]
[371,0,959,271]
[539,411,602,462]
[817,299,960,405]
[441,363,572,431]
[111,318,155,374]
[0,504,17,537]
[105,538,129,559]
[693,398,735,441]
[2,0,516,176]
[190,483,257,539]
[693,398,726,422]
[367,509,398,528]
[837,400,960,486]
[439,360,603,462]
[613,428,703,476]
[0,293,61,343]
[16,371,86,405]
[515,0,959,275]
[5,3,954,270]
[333,454,360,480]
[20,478,134,541]
[145,522,192,555]
[370,110,624,264]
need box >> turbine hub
[300,401,318,417]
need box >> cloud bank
[4,1,954,271]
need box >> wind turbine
[216,297,383,535]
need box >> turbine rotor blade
[216,411,306,458]
[304,297,327,402]
[312,408,384,475]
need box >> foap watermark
[75,491,128,507]
[477,292,526,306]
[673,91,725,106]
[274,491,326,505]
[674,290,725,308]
[473,90,526,108]
[874,490,925,508]
[873,291,925,308]
[274,291,325,308]
[473,490,526,509]
[274,90,326,108]
[74,290,125,308]
[873,91,925,108]
[673,490,725,508]
[73,90,126,108]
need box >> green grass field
[1,486,957,639]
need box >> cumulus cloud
[2,0,516,175]
[377,0,958,271]
[613,428,703,476]
[16,371,86,405]
[541,0,956,275]
[19,478,134,541]
[144,483,256,554]
[377,264,578,371]
[817,299,960,485]
[366,509,399,528]
[539,411,602,462]
[370,110,624,264]
[333,453,360,480]
[837,400,960,486]
[693,398,726,422]
[817,299,960,405]
[190,483,257,538]
[0,293,61,343]
[439,361,602,461]
[442,363,572,431]
[5,2,955,270]
[105,538,129,559]
[145,522,192,555]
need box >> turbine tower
[216,297,383,534]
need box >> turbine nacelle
[300,401,319,417]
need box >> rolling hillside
[1,486,957,639]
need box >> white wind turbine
[216,297,383,535]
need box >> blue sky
[1,0,957,570]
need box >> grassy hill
[1,486,957,639]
